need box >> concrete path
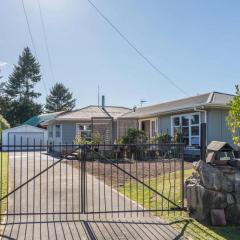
[0,152,184,239]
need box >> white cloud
[0,62,7,68]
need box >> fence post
[200,123,207,161]
[81,145,86,214]
[180,144,185,210]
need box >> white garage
[2,125,47,151]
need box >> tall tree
[3,47,42,126]
[45,83,76,112]
[227,85,240,146]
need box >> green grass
[0,153,8,222]
[119,168,240,240]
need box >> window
[76,124,92,140]
[48,126,53,138]
[172,113,200,146]
[190,114,200,146]
[151,120,157,138]
[140,119,157,138]
[55,125,61,138]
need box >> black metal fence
[0,142,185,224]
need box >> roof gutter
[121,107,199,119]
[122,102,230,120]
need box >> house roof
[24,112,64,126]
[121,92,233,119]
[46,105,130,123]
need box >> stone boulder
[194,160,233,192]
[225,204,240,224]
[186,183,228,221]
[234,175,240,204]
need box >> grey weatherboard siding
[61,122,77,144]
[207,109,233,147]
[158,115,171,135]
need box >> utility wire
[21,0,48,92]
[86,0,189,97]
[36,0,55,84]
[21,0,38,58]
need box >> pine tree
[45,83,76,112]
[3,47,42,126]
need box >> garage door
[7,132,45,151]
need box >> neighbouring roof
[207,141,234,151]
[2,124,47,133]
[46,106,131,123]
[24,112,64,127]
[121,92,233,119]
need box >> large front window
[76,124,92,140]
[172,113,200,146]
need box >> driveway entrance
[0,144,185,239]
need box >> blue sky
[1,0,239,108]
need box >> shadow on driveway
[1,218,187,240]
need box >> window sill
[185,146,200,150]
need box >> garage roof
[24,112,64,127]
[2,124,47,133]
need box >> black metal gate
[0,142,185,224]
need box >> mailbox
[206,141,235,165]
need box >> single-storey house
[118,92,234,155]
[44,105,130,152]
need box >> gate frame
[0,142,186,223]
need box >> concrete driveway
[0,152,184,239]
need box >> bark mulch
[68,159,193,188]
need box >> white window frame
[171,112,201,147]
[76,123,92,140]
[150,119,158,138]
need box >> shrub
[74,132,101,145]
[0,115,10,130]
[172,128,184,143]
[226,85,240,146]
[150,133,172,143]
[117,128,147,144]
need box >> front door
[140,120,150,139]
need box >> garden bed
[69,159,192,189]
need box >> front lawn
[119,168,240,240]
[0,153,8,222]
